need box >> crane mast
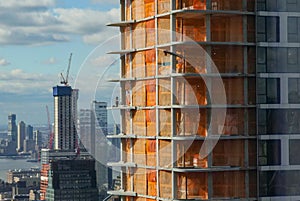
[60,53,73,85]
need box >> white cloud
[0,0,55,9]
[90,55,116,67]
[82,27,119,45]
[0,58,10,66]
[43,57,57,64]
[52,8,120,44]
[0,69,57,95]
[91,0,119,4]
[0,1,120,45]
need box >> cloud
[53,8,120,44]
[43,57,57,65]
[0,69,57,95]
[0,1,120,45]
[91,0,118,4]
[0,0,55,10]
[90,0,119,6]
[0,58,10,66]
[90,55,116,67]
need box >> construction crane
[46,105,54,150]
[60,53,73,85]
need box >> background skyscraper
[26,125,33,140]
[91,101,108,136]
[7,114,17,142]
[79,101,111,193]
[17,121,26,152]
[79,109,93,154]
[33,130,42,148]
[90,101,111,192]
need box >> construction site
[107,0,257,200]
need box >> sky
[0,0,121,126]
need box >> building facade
[72,89,79,131]
[257,0,300,200]
[107,0,257,200]
[6,168,40,184]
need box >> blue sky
[0,0,120,125]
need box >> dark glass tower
[8,114,17,142]
[45,159,98,201]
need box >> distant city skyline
[0,114,49,130]
[0,0,120,124]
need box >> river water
[0,158,40,181]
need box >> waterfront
[0,159,40,181]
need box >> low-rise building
[29,189,40,201]
[6,169,40,184]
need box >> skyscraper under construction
[108,0,256,199]
[107,0,300,200]
[53,86,78,151]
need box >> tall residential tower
[107,0,256,200]
[108,0,300,200]
[53,86,78,150]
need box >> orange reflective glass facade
[111,0,257,200]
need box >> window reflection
[259,140,281,166]
[259,109,300,134]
